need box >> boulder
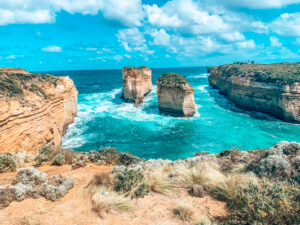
[157,73,197,117]
[121,66,152,106]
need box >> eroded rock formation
[0,68,78,154]
[157,73,197,117]
[208,63,300,122]
[121,66,152,106]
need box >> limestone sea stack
[0,68,78,154]
[157,73,197,117]
[121,66,152,106]
[208,63,300,122]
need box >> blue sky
[0,0,299,71]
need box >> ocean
[40,67,300,160]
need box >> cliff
[121,66,152,106]
[157,73,197,117]
[208,63,300,122]
[0,68,78,154]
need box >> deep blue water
[40,67,300,160]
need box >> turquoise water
[43,67,300,160]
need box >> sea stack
[0,68,78,154]
[121,66,152,106]
[208,63,300,122]
[157,73,197,117]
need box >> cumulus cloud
[270,36,282,47]
[221,32,245,41]
[0,0,144,26]
[117,28,154,54]
[42,45,62,52]
[270,13,300,36]
[236,40,256,49]
[150,29,170,46]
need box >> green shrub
[134,182,150,198]
[51,154,65,166]
[173,206,194,222]
[114,169,148,197]
[34,144,53,166]
[218,181,300,225]
[0,155,17,173]
[119,152,142,166]
[98,147,119,164]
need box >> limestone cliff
[157,73,197,117]
[121,66,152,106]
[0,68,78,154]
[208,63,300,122]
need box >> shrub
[98,147,119,164]
[218,181,300,225]
[119,152,142,166]
[0,154,17,173]
[51,154,65,166]
[173,206,194,222]
[114,168,147,197]
[89,171,113,188]
[134,182,150,198]
[34,144,53,166]
[61,149,74,165]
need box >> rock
[255,155,292,179]
[51,154,66,166]
[157,73,197,117]
[121,66,152,106]
[0,68,78,154]
[0,154,17,173]
[208,63,300,122]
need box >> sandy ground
[0,164,227,225]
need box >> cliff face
[0,68,78,154]
[121,66,152,106]
[208,63,300,122]
[157,73,197,117]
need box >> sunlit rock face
[0,68,78,154]
[157,73,197,117]
[208,63,300,123]
[121,66,152,106]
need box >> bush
[218,181,300,225]
[114,168,147,197]
[173,206,194,222]
[90,171,113,188]
[51,154,65,166]
[34,144,53,166]
[119,152,142,166]
[98,147,119,164]
[134,182,150,197]
[0,155,17,173]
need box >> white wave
[197,84,209,92]
[188,73,209,78]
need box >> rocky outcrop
[0,68,78,154]
[121,66,152,106]
[208,63,300,122]
[157,73,197,117]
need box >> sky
[0,0,299,71]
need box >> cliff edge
[208,63,300,122]
[121,66,152,106]
[157,73,197,117]
[0,68,78,154]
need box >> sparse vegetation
[157,73,189,89]
[0,154,17,173]
[34,144,54,166]
[173,206,194,222]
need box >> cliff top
[157,73,194,91]
[122,66,151,78]
[0,68,58,98]
[208,62,300,84]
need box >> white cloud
[270,13,300,36]
[150,29,170,46]
[5,55,24,59]
[42,45,62,52]
[0,0,144,26]
[117,28,154,54]
[270,36,282,47]
[221,32,245,41]
[236,40,256,49]
[113,55,123,62]
[206,0,300,9]
[86,47,97,51]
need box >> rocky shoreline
[208,63,300,122]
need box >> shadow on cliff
[205,86,280,122]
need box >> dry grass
[60,149,74,165]
[88,171,114,188]
[172,205,194,222]
[91,187,133,218]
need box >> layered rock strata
[121,66,152,106]
[0,68,78,154]
[208,63,300,122]
[157,73,197,117]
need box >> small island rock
[157,73,197,117]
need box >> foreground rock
[121,66,152,106]
[0,68,78,154]
[157,73,197,117]
[208,63,300,122]
[0,167,74,208]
